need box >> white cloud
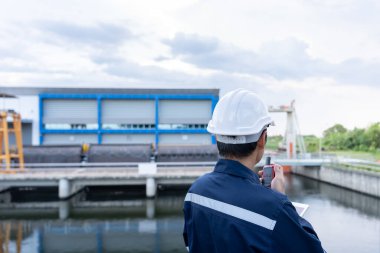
[162,33,380,87]
[1,0,380,135]
[173,0,380,62]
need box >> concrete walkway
[0,166,214,199]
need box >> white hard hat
[207,88,274,144]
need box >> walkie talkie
[262,156,275,188]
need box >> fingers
[271,177,286,194]
[258,170,263,184]
[271,164,286,194]
[273,164,283,175]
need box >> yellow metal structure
[0,111,24,172]
[0,222,23,253]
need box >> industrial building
[1,87,219,146]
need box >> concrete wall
[292,165,380,198]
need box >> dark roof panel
[0,87,219,96]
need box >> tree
[345,128,366,151]
[322,122,380,152]
[323,124,347,138]
[365,122,380,151]
[304,135,319,152]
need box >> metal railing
[7,151,379,171]
[329,158,380,172]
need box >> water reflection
[285,175,380,218]
[0,175,379,253]
[0,222,24,253]
[0,219,185,253]
[0,194,187,253]
[285,175,380,253]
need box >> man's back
[183,159,325,253]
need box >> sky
[1,0,380,136]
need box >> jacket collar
[214,159,261,184]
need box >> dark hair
[216,131,267,159]
[217,141,258,159]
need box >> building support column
[146,177,156,198]
[59,178,71,199]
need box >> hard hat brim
[214,124,270,144]
[207,116,274,136]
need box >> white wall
[1,96,40,145]
[159,134,211,145]
[102,134,155,144]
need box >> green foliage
[266,123,380,156]
[323,124,347,137]
[322,122,380,152]
[304,135,320,153]
[267,134,321,153]
[266,135,283,150]
[366,123,380,150]
[323,124,347,150]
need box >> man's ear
[257,131,267,148]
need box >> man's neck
[225,153,259,172]
[237,157,256,171]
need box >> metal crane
[268,100,306,158]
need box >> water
[0,175,379,253]
[285,176,380,253]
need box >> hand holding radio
[260,157,286,194]
[262,157,275,187]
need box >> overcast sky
[1,0,380,136]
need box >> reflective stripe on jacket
[183,159,325,253]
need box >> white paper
[291,202,309,217]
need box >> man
[183,89,325,253]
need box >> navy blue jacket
[183,159,325,253]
